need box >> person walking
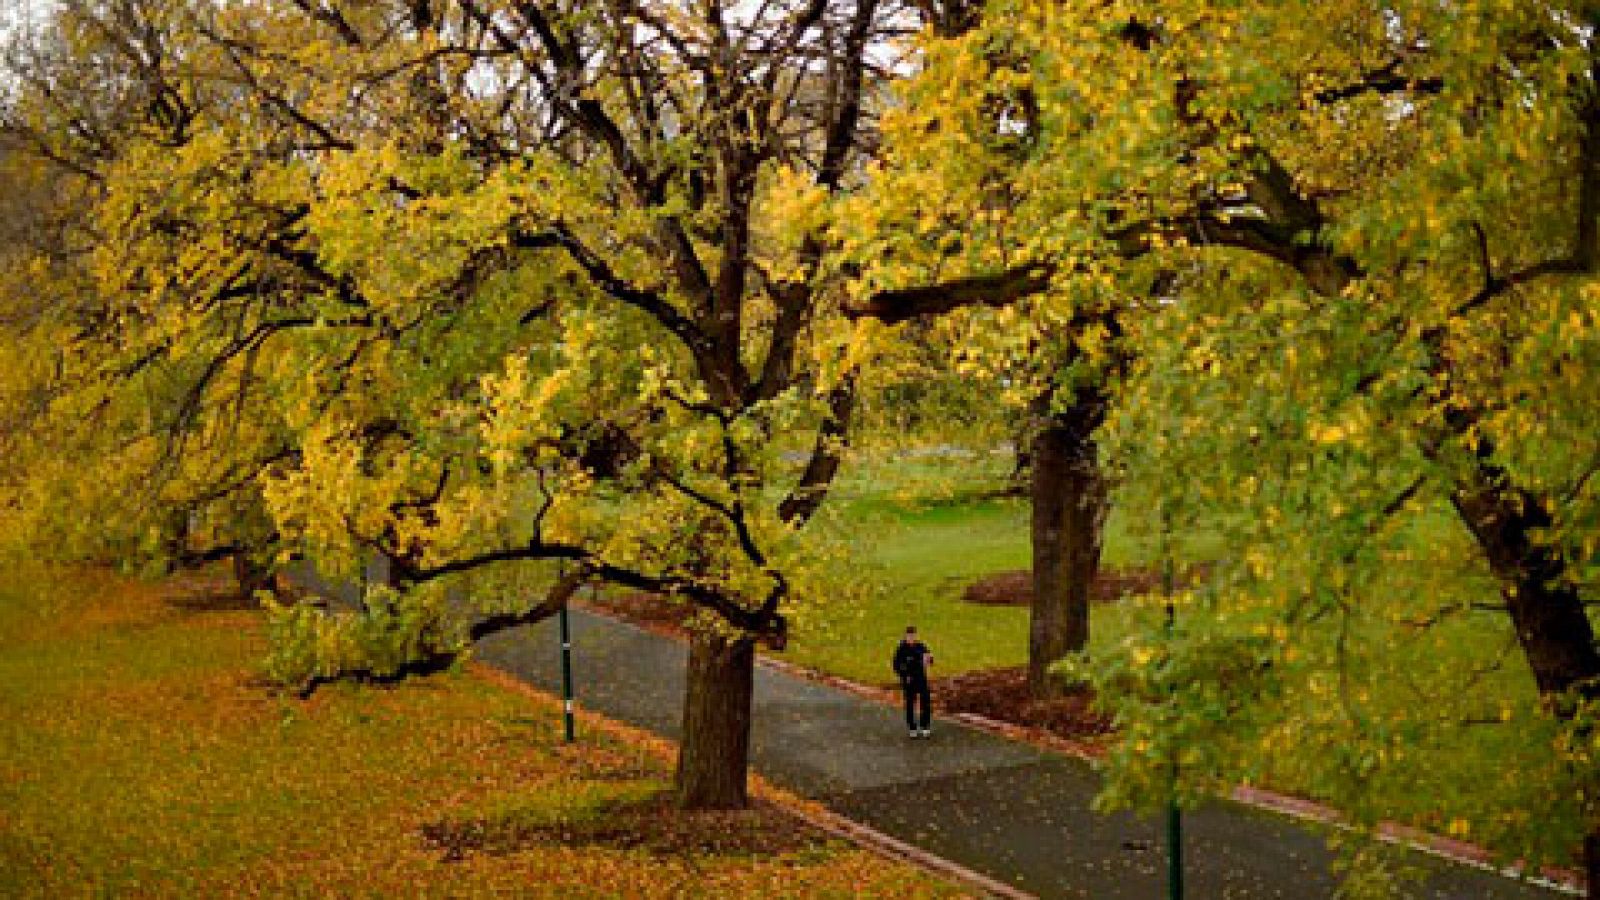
[893,625,934,738]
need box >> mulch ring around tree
[960,566,1168,606]
[420,788,834,861]
[931,666,1113,743]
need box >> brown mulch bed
[932,666,1113,742]
[421,791,831,861]
[961,566,1171,607]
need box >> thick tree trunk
[1587,828,1599,900]
[232,550,273,602]
[1451,469,1600,894]
[1451,481,1600,709]
[1027,385,1109,700]
[676,630,756,810]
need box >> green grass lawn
[782,453,1172,684]
[786,495,1034,683]
[0,565,951,898]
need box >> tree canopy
[5,0,1600,887]
[1,0,916,809]
[848,0,1600,885]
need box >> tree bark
[676,630,756,809]
[1450,464,1600,896]
[1450,476,1600,710]
[1027,384,1109,700]
[232,550,274,602]
[1587,828,1599,900]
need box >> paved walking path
[476,609,1562,899]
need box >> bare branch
[848,262,1056,324]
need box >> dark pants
[902,678,931,730]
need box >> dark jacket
[892,639,931,684]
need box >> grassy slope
[0,566,952,898]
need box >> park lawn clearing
[781,452,1170,685]
[0,565,956,899]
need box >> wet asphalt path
[475,609,1562,899]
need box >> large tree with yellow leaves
[2,0,917,810]
[847,0,1600,888]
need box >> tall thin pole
[559,601,575,743]
[1161,509,1183,900]
[555,561,575,743]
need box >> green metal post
[553,561,575,744]
[559,601,575,743]
[1167,792,1183,900]
[1162,511,1183,900]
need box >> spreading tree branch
[848,262,1056,324]
[778,374,855,526]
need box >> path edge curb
[794,804,1036,900]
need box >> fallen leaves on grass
[1,566,954,898]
